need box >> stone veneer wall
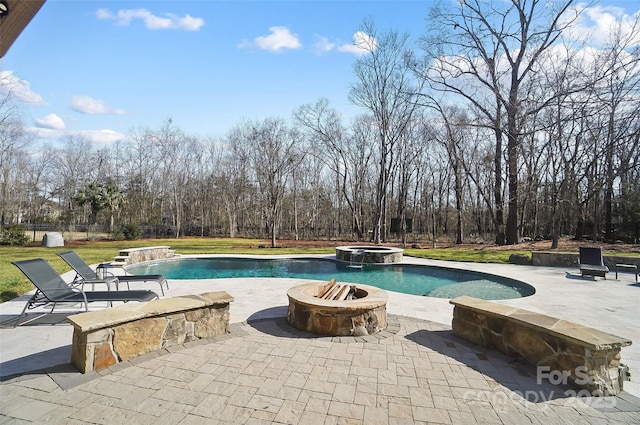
[362,251,403,264]
[532,251,640,268]
[68,292,233,373]
[335,246,403,264]
[286,283,388,336]
[450,296,632,396]
[117,246,175,265]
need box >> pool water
[128,258,535,300]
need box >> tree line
[1,0,639,247]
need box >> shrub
[0,225,29,246]
[111,228,124,241]
[112,224,143,241]
[122,224,143,240]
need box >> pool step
[111,256,129,266]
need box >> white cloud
[0,71,45,104]
[80,129,128,144]
[25,127,60,140]
[564,3,640,46]
[313,36,335,55]
[35,113,65,130]
[70,95,126,115]
[337,31,377,56]
[96,8,112,20]
[26,127,127,145]
[176,15,205,32]
[96,8,204,31]
[240,26,301,52]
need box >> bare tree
[294,98,377,240]
[122,126,160,226]
[421,0,580,244]
[427,104,470,244]
[349,21,423,243]
[50,135,98,228]
[239,118,303,247]
[0,89,32,226]
[589,16,640,241]
[390,117,430,246]
[24,144,55,239]
[294,98,346,237]
[155,119,184,237]
[287,151,326,239]
[218,128,252,238]
[345,116,377,239]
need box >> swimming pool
[128,257,535,300]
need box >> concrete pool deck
[1,255,639,423]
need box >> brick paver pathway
[2,315,639,424]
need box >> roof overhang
[0,0,46,58]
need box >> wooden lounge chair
[12,258,159,326]
[57,250,169,295]
[579,247,609,279]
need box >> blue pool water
[128,258,535,300]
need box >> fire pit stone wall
[286,282,388,336]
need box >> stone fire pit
[286,281,388,336]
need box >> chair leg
[14,297,58,327]
[14,294,36,327]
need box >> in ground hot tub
[286,281,388,336]
[335,245,403,264]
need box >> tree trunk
[270,219,277,248]
[454,160,464,244]
[493,126,505,245]
[506,86,520,245]
[373,156,386,244]
[506,135,519,245]
[604,112,616,242]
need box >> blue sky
[1,0,639,145]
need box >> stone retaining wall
[450,295,632,396]
[112,245,176,266]
[531,251,640,268]
[67,292,233,373]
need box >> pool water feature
[128,258,535,300]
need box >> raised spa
[335,245,403,264]
[286,282,388,336]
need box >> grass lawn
[0,237,541,303]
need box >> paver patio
[1,256,639,424]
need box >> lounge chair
[579,246,609,279]
[12,258,159,327]
[57,250,169,295]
